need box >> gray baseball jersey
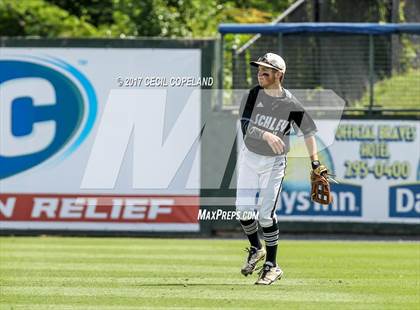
[239,85,317,156]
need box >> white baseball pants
[235,146,286,227]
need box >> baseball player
[236,52,322,285]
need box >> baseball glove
[310,165,336,205]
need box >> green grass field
[0,237,419,310]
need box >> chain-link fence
[219,23,420,114]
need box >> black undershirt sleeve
[290,101,317,138]
[239,88,265,140]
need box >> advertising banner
[277,119,420,224]
[0,47,203,232]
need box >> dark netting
[228,0,420,110]
[230,32,419,108]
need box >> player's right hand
[262,132,285,154]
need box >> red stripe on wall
[0,193,199,224]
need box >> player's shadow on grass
[135,283,251,287]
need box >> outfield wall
[0,38,215,234]
[200,111,420,236]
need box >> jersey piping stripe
[270,156,287,219]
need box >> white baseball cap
[250,52,286,73]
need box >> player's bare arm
[304,135,319,161]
